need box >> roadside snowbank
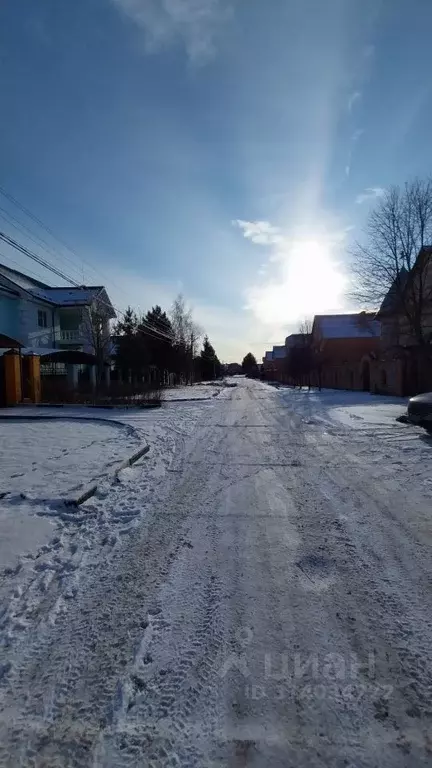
[278,386,408,431]
[162,383,223,401]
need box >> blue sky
[1,0,432,361]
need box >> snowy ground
[162,381,226,400]
[0,416,141,572]
[277,385,408,431]
[0,418,141,499]
[1,379,432,767]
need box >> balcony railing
[60,329,81,342]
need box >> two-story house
[0,262,116,352]
[0,263,116,396]
[372,247,432,395]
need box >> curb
[65,444,150,507]
[65,484,99,507]
[113,445,150,479]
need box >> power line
[0,251,51,285]
[0,206,85,283]
[0,184,182,341]
[0,184,135,305]
[0,230,83,286]
[0,230,174,343]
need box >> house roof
[0,262,115,316]
[30,286,104,306]
[0,282,19,298]
[285,333,308,348]
[272,345,286,359]
[314,312,380,339]
[377,269,409,317]
[0,263,49,291]
[377,247,432,318]
[0,333,22,349]
[264,351,273,361]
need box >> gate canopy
[0,334,22,349]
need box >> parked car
[407,392,432,430]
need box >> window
[38,310,48,328]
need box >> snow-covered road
[1,378,432,766]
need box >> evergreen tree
[242,352,258,376]
[145,305,172,335]
[142,306,174,376]
[200,335,222,380]
[114,306,138,377]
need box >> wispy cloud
[110,0,231,62]
[344,129,364,178]
[356,187,385,204]
[351,128,364,143]
[347,90,361,112]
[232,219,284,246]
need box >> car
[407,392,432,430]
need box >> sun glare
[249,239,347,325]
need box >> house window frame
[38,309,48,328]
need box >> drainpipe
[52,308,56,348]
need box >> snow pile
[162,382,224,401]
[278,387,407,431]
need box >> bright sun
[249,239,347,325]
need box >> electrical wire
[0,206,87,284]
[0,184,139,305]
[0,185,177,342]
[0,230,175,343]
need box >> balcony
[60,329,81,343]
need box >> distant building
[311,312,380,391]
[225,362,242,375]
[285,333,304,350]
[271,345,286,379]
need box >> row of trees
[114,294,223,384]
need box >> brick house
[271,345,286,380]
[262,346,287,381]
[262,350,274,378]
[370,248,432,396]
[311,313,380,391]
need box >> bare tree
[170,294,202,384]
[350,178,432,347]
[82,301,113,387]
[298,318,313,339]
